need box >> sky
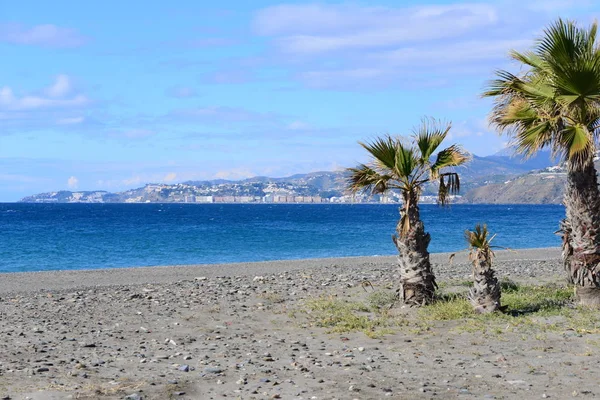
[0,0,597,201]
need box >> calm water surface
[0,203,564,272]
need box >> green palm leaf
[346,164,391,195]
[359,136,397,171]
[431,145,470,174]
[414,119,450,162]
[559,124,594,163]
[484,18,600,167]
[394,144,417,178]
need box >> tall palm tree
[347,119,469,306]
[465,224,501,313]
[483,19,600,306]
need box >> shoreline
[0,247,561,295]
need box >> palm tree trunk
[393,191,436,306]
[469,252,501,313]
[563,156,600,306]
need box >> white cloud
[166,86,197,98]
[167,106,281,124]
[287,120,311,130]
[122,176,143,186]
[367,39,531,67]
[0,23,87,48]
[119,129,156,139]
[255,3,497,54]
[57,116,85,125]
[45,74,73,98]
[163,172,177,182]
[250,2,596,90]
[0,75,93,134]
[214,168,256,180]
[67,176,79,189]
[0,75,89,112]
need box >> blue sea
[0,203,564,273]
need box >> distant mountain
[460,153,600,204]
[460,169,566,204]
[19,150,565,204]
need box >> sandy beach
[2,247,597,400]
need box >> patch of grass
[420,292,473,321]
[296,295,402,337]
[288,281,600,337]
[418,282,583,333]
[502,284,572,315]
[258,292,285,304]
[367,290,397,311]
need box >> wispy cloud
[0,23,88,48]
[254,3,498,54]
[67,176,79,189]
[200,70,254,84]
[249,2,595,90]
[0,75,89,112]
[166,86,198,98]
[166,106,282,124]
[108,129,157,140]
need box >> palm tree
[465,224,501,313]
[483,19,600,306]
[347,119,469,306]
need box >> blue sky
[0,0,596,201]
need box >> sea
[0,203,565,273]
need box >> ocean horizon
[0,203,565,273]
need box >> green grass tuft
[297,295,402,337]
[502,283,572,315]
[289,281,600,337]
[367,290,398,311]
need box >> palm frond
[346,164,392,195]
[557,123,595,168]
[465,224,495,261]
[509,50,546,70]
[514,120,554,157]
[394,144,418,179]
[431,145,470,176]
[414,118,451,163]
[438,172,460,206]
[359,136,397,171]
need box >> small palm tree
[483,19,600,306]
[465,224,501,313]
[347,119,470,306]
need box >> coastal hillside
[20,149,559,204]
[460,155,600,204]
[460,169,566,204]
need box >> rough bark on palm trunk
[563,157,600,306]
[393,192,436,306]
[469,253,501,313]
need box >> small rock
[124,394,143,400]
[178,365,189,372]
